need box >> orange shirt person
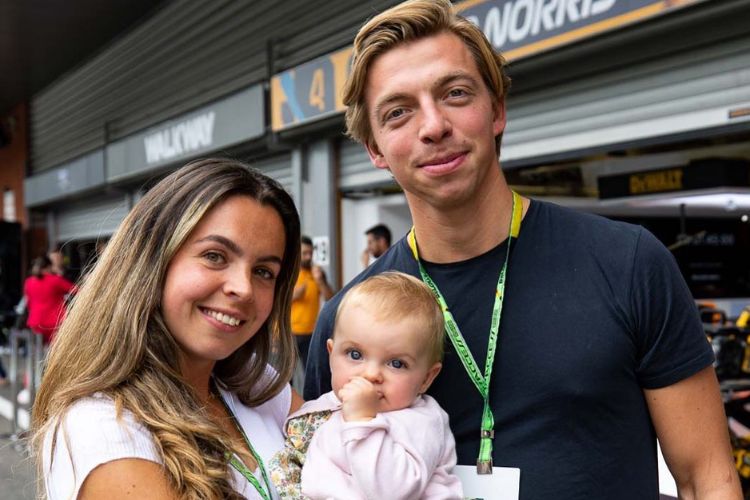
[291,236,333,367]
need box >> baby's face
[327,302,441,413]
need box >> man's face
[301,243,313,268]
[364,32,505,209]
[366,234,387,258]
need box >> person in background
[23,256,75,345]
[48,249,66,277]
[305,0,741,498]
[291,236,333,372]
[360,223,392,268]
[271,272,462,499]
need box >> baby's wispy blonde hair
[335,271,445,363]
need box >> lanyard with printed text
[212,381,273,500]
[408,191,522,474]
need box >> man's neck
[408,170,521,263]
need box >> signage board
[598,158,750,199]
[271,47,352,132]
[24,150,105,207]
[459,0,702,60]
[270,0,703,131]
[107,85,264,182]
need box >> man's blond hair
[343,0,511,152]
[334,272,445,363]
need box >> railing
[1,328,44,439]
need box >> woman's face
[161,195,286,374]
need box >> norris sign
[458,0,702,59]
[270,0,702,131]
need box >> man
[292,236,334,369]
[360,223,392,268]
[305,0,740,498]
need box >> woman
[32,159,303,499]
[23,255,75,344]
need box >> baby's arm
[303,386,462,500]
[339,415,432,499]
[335,378,430,497]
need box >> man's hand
[311,265,326,284]
[339,377,379,422]
[311,266,335,300]
[360,249,370,269]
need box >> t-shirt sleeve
[630,228,715,388]
[43,396,161,500]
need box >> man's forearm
[676,467,741,500]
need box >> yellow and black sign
[598,158,750,199]
[629,168,684,195]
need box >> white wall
[341,193,412,285]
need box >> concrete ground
[0,350,36,500]
[0,426,36,500]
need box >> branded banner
[270,0,702,131]
[598,158,750,199]
[459,0,701,60]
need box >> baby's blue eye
[348,350,362,361]
[390,359,405,369]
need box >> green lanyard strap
[212,381,273,500]
[407,191,522,474]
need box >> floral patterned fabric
[269,409,333,499]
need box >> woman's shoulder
[59,394,128,427]
[48,394,160,459]
[53,394,117,431]
[43,395,162,500]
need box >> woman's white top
[43,382,291,499]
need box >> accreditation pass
[455,465,520,500]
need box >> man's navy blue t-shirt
[305,199,713,499]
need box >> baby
[270,271,463,499]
